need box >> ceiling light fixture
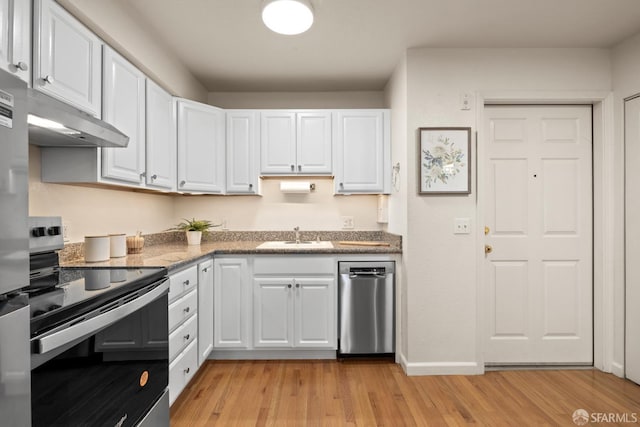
[262,0,314,35]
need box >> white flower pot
[186,231,202,245]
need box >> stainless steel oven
[28,217,170,427]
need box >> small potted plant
[172,218,217,245]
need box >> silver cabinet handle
[184,367,190,374]
[184,279,190,286]
[298,165,301,172]
[140,172,146,178]
[249,183,253,189]
[290,165,295,171]
[184,334,190,340]
[34,279,169,354]
[14,62,28,71]
[183,307,190,313]
[180,180,186,187]
[151,174,158,180]
[287,284,292,289]
[43,75,54,85]
[295,283,300,288]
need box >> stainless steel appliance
[338,261,395,356]
[0,68,31,427]
[28,217,170,427]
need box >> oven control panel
[29,216,63,254]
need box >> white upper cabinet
[333,110,391,194]
[260,110,332,175]
[226,110,260,194]
[177,99,225,193]
[0,0,31,83]
[146,79,176,191]
[101,47,146,184]
[34,0,102,117]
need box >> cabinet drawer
[168,289,198,332]
[254,256,335,275]
[169,266,198,302]
[169,339,198,406]
[169,314,198,362]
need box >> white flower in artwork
[422,135,466,188]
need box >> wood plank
[171,361,640,426]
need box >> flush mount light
[262,0,314,35]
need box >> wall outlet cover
[341,216,355,229]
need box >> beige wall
[174,177,381,231]
[29,146,176,243]
[208,91,385,109]
[401,48,611,373]
[58,0,208,102]
[612,31,640,376]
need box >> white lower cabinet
[198,259,214,365]
[169,339,198,406]
[168,264,199,406]
[213,258,251,348]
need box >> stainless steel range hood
[27,89,129,148]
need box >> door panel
[625,96,640,385]
[484,105,592,365]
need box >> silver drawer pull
[43,75,54,85]
[14,62,28,71]
[184,367,190,374]
[184,334,190,340]
[184,307,190,313]
[184,279,190,286]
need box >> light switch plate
[454,218,471,234]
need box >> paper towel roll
[280,181,311,194]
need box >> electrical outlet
[454,218,471,234]
[460,93,473,110]
[341,216,354,229]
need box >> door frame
[475,91,619,375]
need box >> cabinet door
[214,258,250,348]
[226,110,259,194]
[260,111,296,174]
[34,0,102,117]
[177,100,225,193]
[0,0,30,83]
[253,277,293,347]
[297,112,332,174]
[294,277,336,348]
[333,110,390,194]
[101,47,146,184]
[197,259,214,365]
[146,80,176,190]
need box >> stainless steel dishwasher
[338,261,395,356]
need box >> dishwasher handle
[348,269,388,279]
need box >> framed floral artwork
[418,127,471,194]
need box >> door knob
[485,245,493,254]
[484,226,490,235]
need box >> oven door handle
[34,279,169,355]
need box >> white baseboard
[209,350,336,360]
[611,361,625,378]
[399,353,483,376]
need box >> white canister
[84,236,110,262]
[109,234,127,258]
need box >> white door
[333,110,387,194]
[213,258,249,348]
[625,96,640,385]
[226,110,259,194]
[176,100,225,193]
[294,277,336,348]
[34,0,102,117]
[145,80,176,191]
[260,111,296,174]
[101,47,146,184]
[297,112,332,174]
[253,277,293,347]
[197,259,214,365]
[484,105,592,365]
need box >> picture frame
[418,127,471,194]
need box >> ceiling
[119,0,640,92]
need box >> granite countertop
[61,230,402,271]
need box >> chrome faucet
[294,226,301,244]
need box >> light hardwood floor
[170,360,640,426]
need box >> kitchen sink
[256,240,334,249]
